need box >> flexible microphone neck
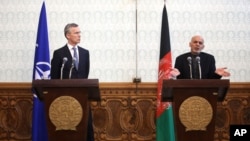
[196,56,202,79]
[60,57,68,80]
[69,57,76,79]
[187,56,193,79]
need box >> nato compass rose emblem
[34,44,51,79]
[35,62,51,79]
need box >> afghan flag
[32,1,50,141]
[156,5,176,141]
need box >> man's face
[189,36,204,55]
[66,26,81,45]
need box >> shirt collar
[67,43,78,50]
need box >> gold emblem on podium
[49,96,83,131]
[179,96,213,131]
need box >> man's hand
[215,67,230,77]
[169,68,180,79]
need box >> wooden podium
[32,79,100,141]
[161,79,229,141]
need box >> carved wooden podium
[161,79,229,141]
[32,79,100,141]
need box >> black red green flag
[156,5,176,141]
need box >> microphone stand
[69,58,75,79]
[60,57,68,80]
[189,63,193,79]
[196,56,202,79]
[60,64,65,80]
[197,60,202,79]
[187,57,193,79]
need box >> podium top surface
[32,79,99,88]
[161,79,230,102]
[32,79,100,101]
[162,79,229,88]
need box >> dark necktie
[73,47,79,70]
[192,56,199,79]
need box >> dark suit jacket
[50,44,94,141]
[51,44,90,79]
[174,52,221,79]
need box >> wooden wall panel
[93,83,157,141]
[0,82,250,141]
[0,83,33,141]
[214,83,250,141]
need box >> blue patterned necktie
[73,47,79,70]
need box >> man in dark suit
[51,23,89,79]
[51,23,94,141]
[170,35,230,79]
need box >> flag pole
[133,0,141,86]
[135,0,138,79]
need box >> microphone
[196,56,202,79]
[69,57,76,79]
[187,57,193,79]
[60,57,68,80]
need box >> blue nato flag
[32,1,50,141]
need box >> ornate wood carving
[0,83,33,140]
[0,82,250,141]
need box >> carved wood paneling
[214,83,250,141]
[93,83,157,141]
[0,83,33,141]
[0,82,250,141]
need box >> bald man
[171,35,230,79]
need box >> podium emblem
[49,96,83,131]
[179,96,213,131]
